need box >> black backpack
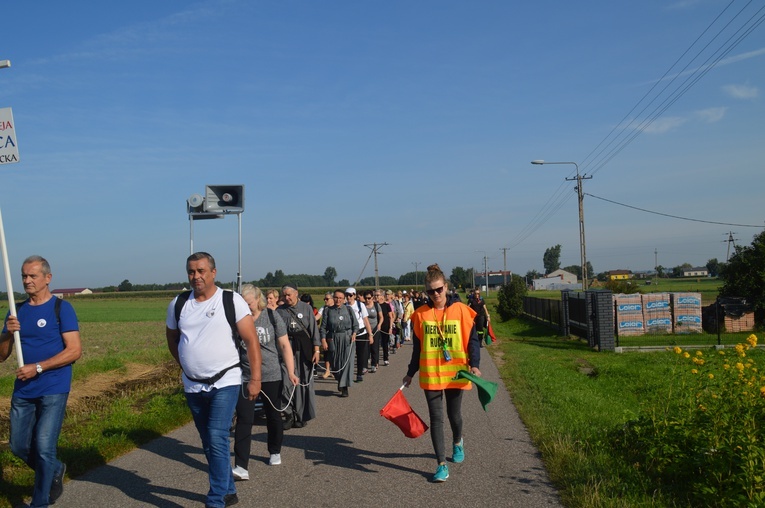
[174,289,237,343]
[17,297,62,326]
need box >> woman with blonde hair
[403,264,482,483]
[232,285,298,479]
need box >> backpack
[174,289,238,344]
[173,290,241,385]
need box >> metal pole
[483,255,489,295]
[531,160,591,290]
[500,247,508,285]
[237,213,242,293]
[0,205,24,367]
[575,167,589,290]
[189,215,194,255]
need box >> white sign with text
[0,107,19,165]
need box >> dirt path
[0,362,177,442]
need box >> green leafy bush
[496,274,527,321]
[612,334,765,506]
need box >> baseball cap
[346,287,356,295]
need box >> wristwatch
[36,363,43,375]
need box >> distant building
[474,271,512,290]
[532,269,581,290]
[683,267,709,277]
[52,288,93,298]
[607,270,633,280]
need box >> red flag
[380,388,428,438]
[487,322,497,344]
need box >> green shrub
[496,274,527,321]
[612,334,765,506]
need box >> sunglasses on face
[426,286,445,296]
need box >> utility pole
[654,248,658,285]
[411,261,420,287]
[531,160,591,290]
[364,242,389,289]
[500,247,509,285]
[723,232,738,262]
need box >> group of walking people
[2,252,490,507]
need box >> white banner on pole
[0,107,20,165]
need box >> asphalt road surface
[52,342,562,507]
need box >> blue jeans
[185,385,238,508]
[10,392,69,508]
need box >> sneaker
[452,438,464,463]
[369,366,377,373]
[355,376,363,382]
[232,466,249,481]
[49,462,66,503]
[432,463,449,482]
[340,387,349,397]
[224,493,239,506]
[383,360,389,366]
[269,453,282,466]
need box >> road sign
[0,107,19,165]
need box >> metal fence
[523,291,759,352]
[523,296,562,331]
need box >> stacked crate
[672,293,703,333]
[615,293,644,336]
[642,293,672,334]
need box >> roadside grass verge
[490,317,764,507]
[1,309,189,508]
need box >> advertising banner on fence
[0,107,20,165]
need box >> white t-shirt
[347,300,369,334]
[166,288,251,393]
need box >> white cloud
[722,83,759,99]
[695,107,726,123]
[643,116,687,134]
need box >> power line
[586,192,765,228]
[507,2,765,252]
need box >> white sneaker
[232,465,249,480]
[269,453,282,466]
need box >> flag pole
[0,205,23,367]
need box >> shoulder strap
[174,290,193,324]
[222,290,238,341]
[17,298,62,326]
[266,308,277,329]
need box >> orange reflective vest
[410,302,477,390]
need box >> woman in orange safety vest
[403,263,482,483]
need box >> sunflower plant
[613,334,765,506]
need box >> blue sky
[0,0,763,290]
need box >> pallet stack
[615,293,644,336]
[642,293,672,334]
[672,292,703,333]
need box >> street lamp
[531,159,591,290]
[0,60,10,69]
[476,250,488,295]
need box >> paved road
[53,343,562,507]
